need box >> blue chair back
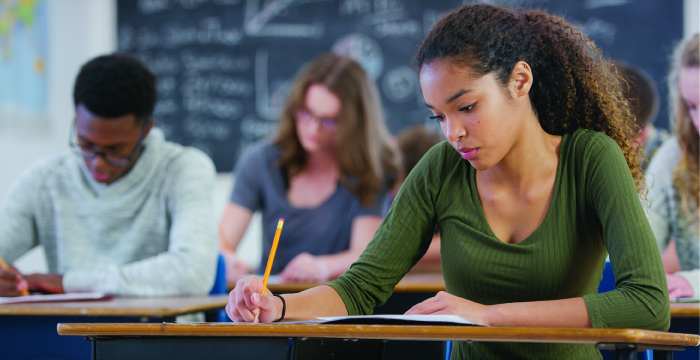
[598,260,615,293]
[210,253,227,295]
[210,254,229,322]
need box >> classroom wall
[2,0,116,272]
[2,0,699,272]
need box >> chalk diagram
[382,65,418,103]
[244,0,325,38]
[331,33,384,80]
[254,48,294,121]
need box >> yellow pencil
[253,218,283,323]
[261,219,284,295]
[0,255,29,296]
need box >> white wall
[3,0,698,272]
[1,0,116,200]
[686,0,699,36]
[3,0,117,272]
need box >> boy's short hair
[73,53,157,123]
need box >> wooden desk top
[670,302,699,318]
[241,272,446,294]
[0,295,228,317]
[57,322,699,348]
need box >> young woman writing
[226,5,669,359]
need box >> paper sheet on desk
[0,292,110,304]
[673,297,700,303]
[317,314,478,326]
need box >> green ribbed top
[327,129,670,360]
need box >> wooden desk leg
[614,344,637,360]
[653,349,674,360]
[292,338,386,360]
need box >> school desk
[57,322,700,360]
[234,271,449,359]
[666,302,700,360]
[242,273,700,360]
[1,295,228,360]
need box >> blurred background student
[645,34,699,301]
[219,53,400,283]
[0,54,218,297]
[394,125,443,270]
[616,62,669,167]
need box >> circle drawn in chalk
[382,66,418,102]
[332,33,384,80]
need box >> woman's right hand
[225,275,282,323]
[222,252,250,283]
[0,266,28,297]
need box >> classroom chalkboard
[117,0,683,172]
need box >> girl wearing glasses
[219,53,400,283]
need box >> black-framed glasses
[69,120,151,167]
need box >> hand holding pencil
[225,219,285,323]
[0,256,29,296]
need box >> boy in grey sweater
[0,54,218,297]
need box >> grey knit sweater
[0,129,218,296]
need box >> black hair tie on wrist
[273,294,286,322]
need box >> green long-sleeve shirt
[328,129,670,360]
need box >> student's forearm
[280,285,348,321]
[317,251,363,278]
[487,297,591,328]
[219,204,254,253]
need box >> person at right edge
[227,4,670,360]
[645,34,699,302]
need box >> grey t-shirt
[230,141,388,274]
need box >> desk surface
[670,302,699,318]
[0,295,228,317]
[262,272,446,294]
[57,322,699,348]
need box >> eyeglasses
[295,109,338,131]
[69,120,150,167]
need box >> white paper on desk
[673,297,700,303]
[0,292,110,305]
[317,314,477,326]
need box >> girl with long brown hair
[219,53,399,283]
[226,5,669,359]
[646,34,699,301]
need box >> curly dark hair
[413,4,644,194]
[73,53,157,123]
